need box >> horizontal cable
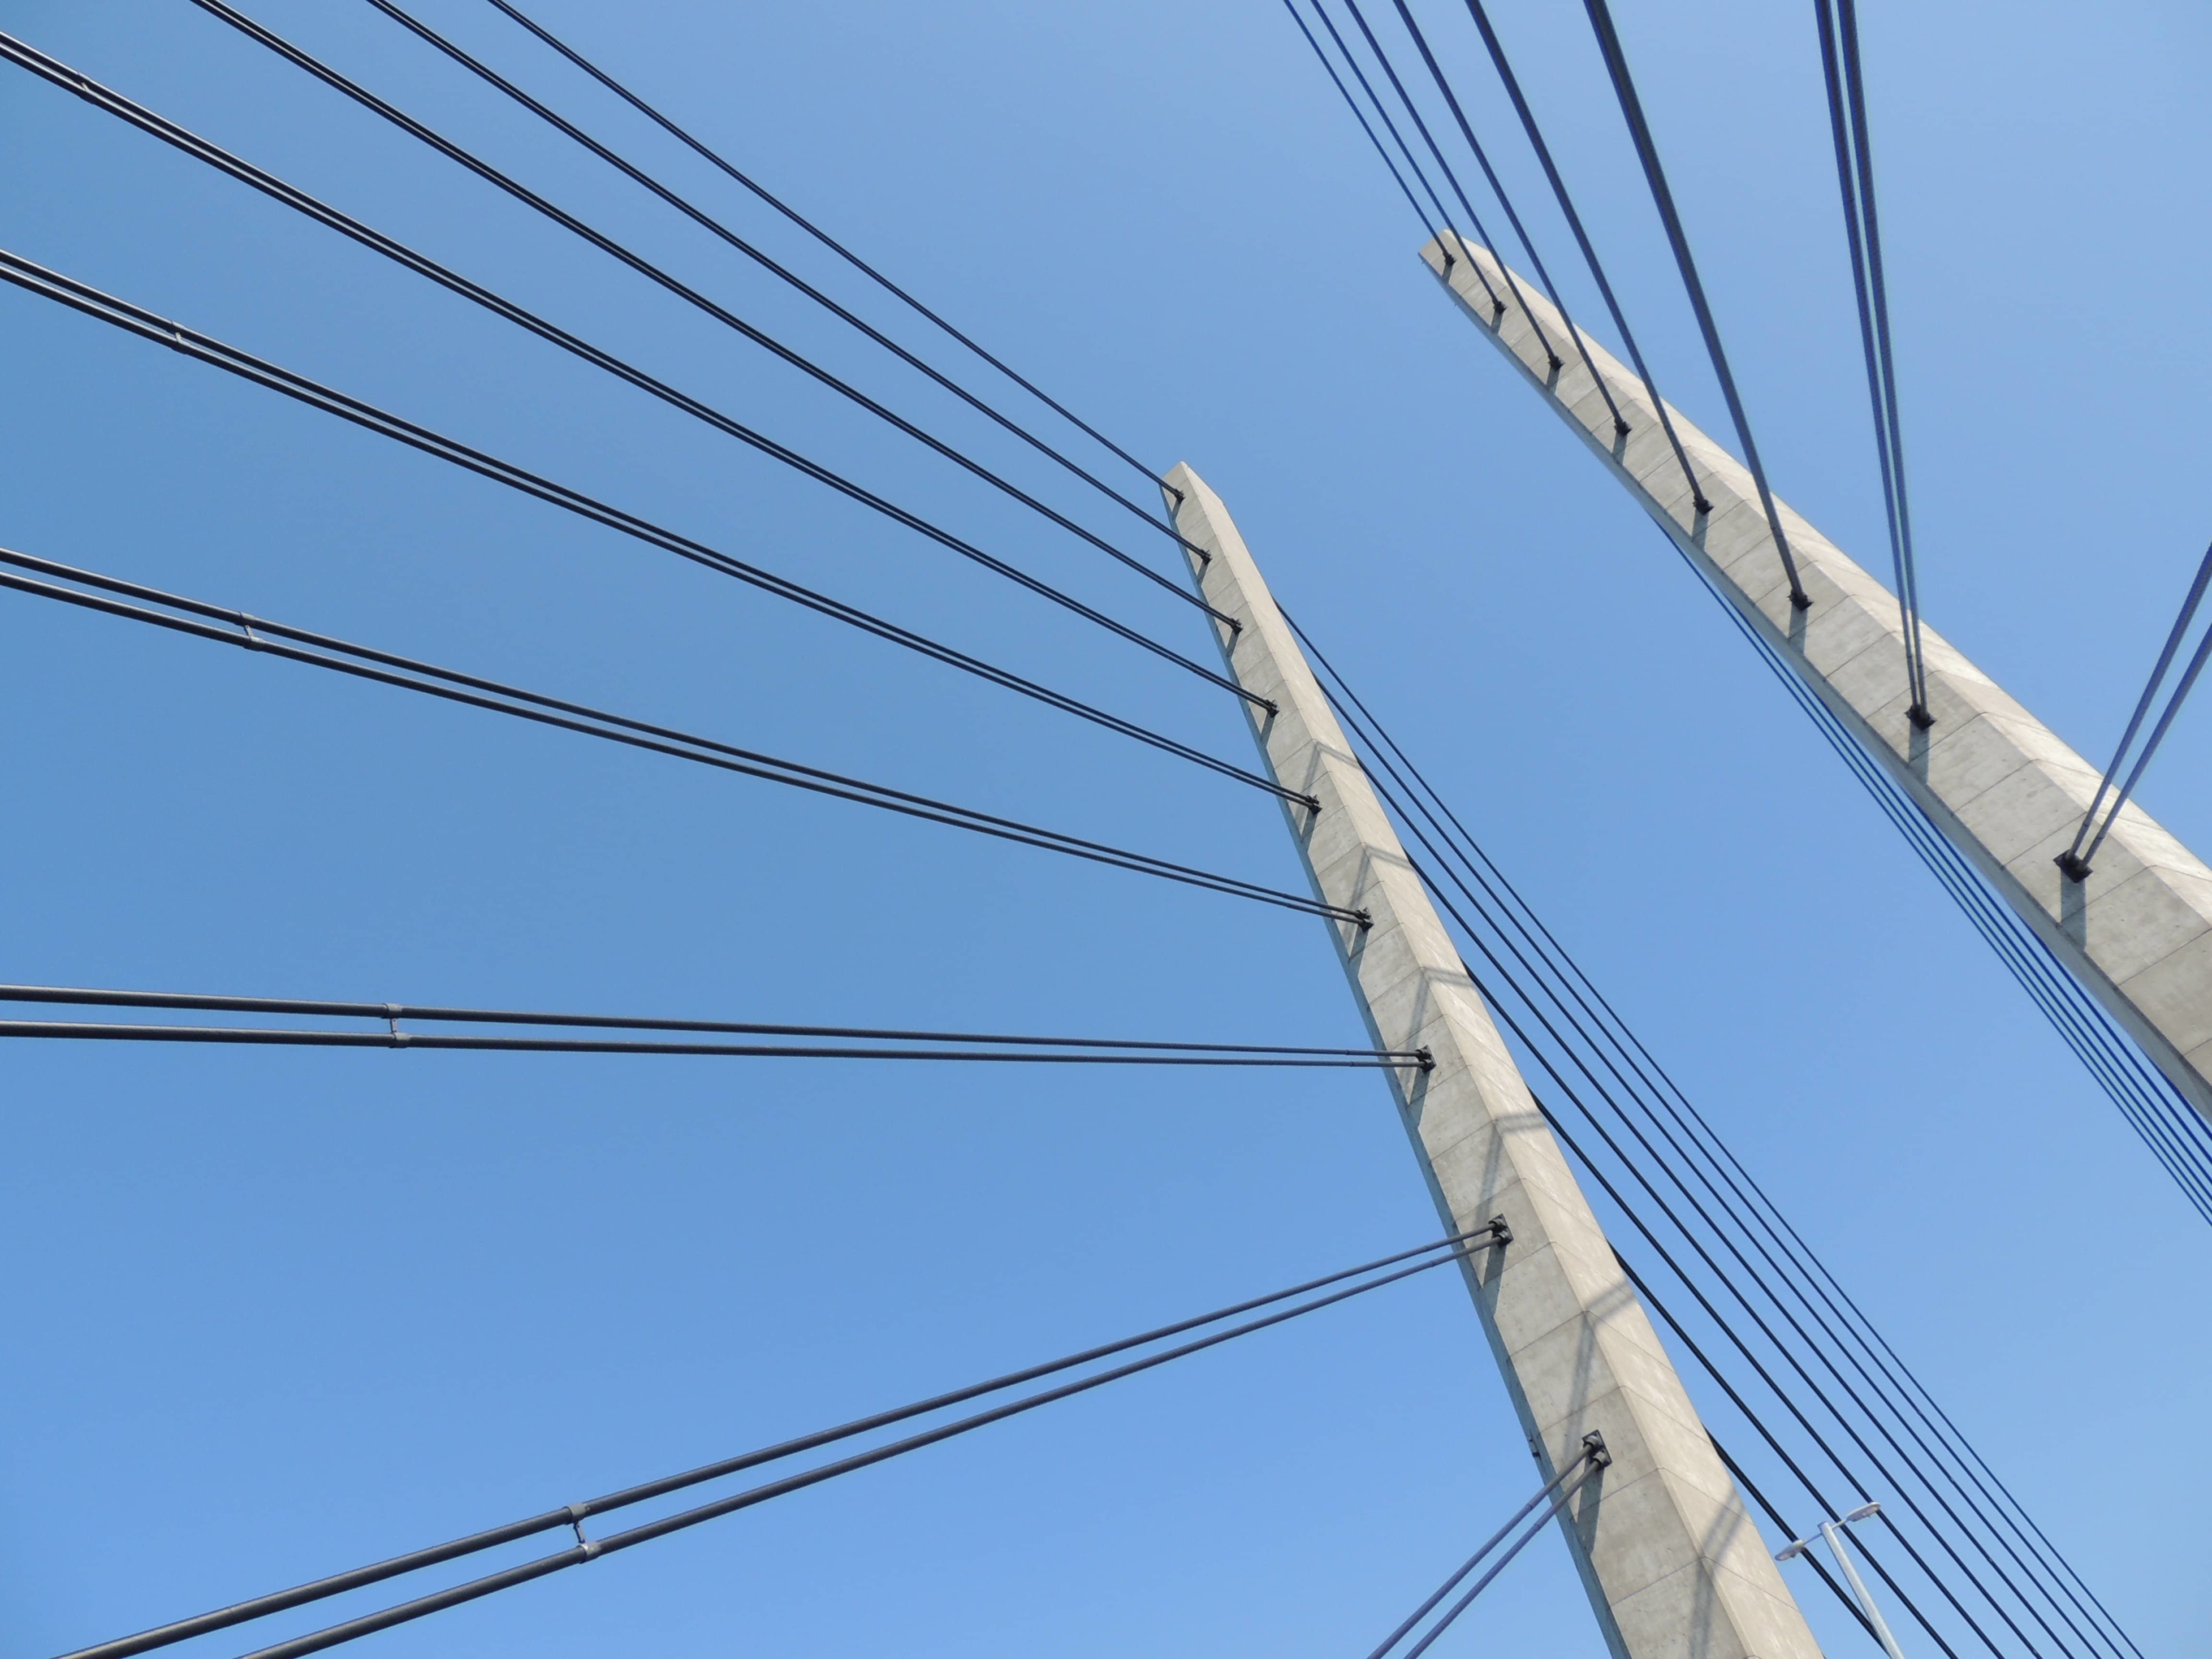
[0,31,1247,690]
[58,1226,1503,1659]
[474,0,1174,501]
[0,546,1355,925]
[378,0,1205,565]
[188,0,1224,622]
[0,247,1301,791]
[0,983,1423,1067]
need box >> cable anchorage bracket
[1581,1429,1611,1468]
[1482,1212,1510,1246]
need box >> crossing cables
[2057,535,2212,881]
[1279,611,2148,1659]
[49,1225,1506,1659]
[1813,0,1932,727]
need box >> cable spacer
[235,611,261,650]
[384,1003,409,1047]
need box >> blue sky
[2,1,2206,1656]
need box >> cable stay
[1363,1437,1608,1659]
[53,1226,1505,1659]
[0,248,1302,752]
[0,982,1424,1068]
[1381,0,1630,435]
[1332,0,1566,372]
[1450,0,1707,512]
[2057,535,2212,881]
[473,0,1178,505]
[1279,610,2148,1658]
[0,31,1250,678]
[1580,0,1811,610]
[1813,0,1932,726]
[0,545,1351,924]
[361,0,1200,567]
[1279,0,1448,254]
[183,0,1216,619]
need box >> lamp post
[1777,1502,1908,1659]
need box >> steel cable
[1280,0,1441,244]
[1382,0,1630,434]
[54,1230,1499,1659]
[1332,0,1563,370]
[474,0,1175,502]
[186,0,1222,621]
[358,0,1214,577]
[1452,0,1708,512]
[0,32,1252,690]
[2062,536,2212,879]
[0,250,1311,787]
[1813,0,1931,722]
[0,547,1356,925]
[1276,612,2145,1655]
[1580,0,1810,609]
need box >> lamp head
[1776,1539,1812,1562]
[1844,1502,1884,1525]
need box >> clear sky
[3,1,2206,1656]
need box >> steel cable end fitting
[1352,909,1375,931]
[1414,1046,1435,1073]
[1581,1430,1611,1467]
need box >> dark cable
[0,32,1253,687]
[1813,0,1930,725]
[1279,0,1440,241]
[0,983,1419,1060]
[185,0,1220,620]
[1394,1468,1602,1658]
[1383,0,1630,434]
[474,0,1175,501]
[1300,0,1506,315]
[359,0,1205,571]
[0,249,1304,777]
[1334,0,1562,368]
[1308,636,2152,1656]
[60,1235,1496,1659]
[0,547,1357,925]
[1580,0,1810,608]
[2062,536,2212,879]
[1364,1444,1602,1659]
[1454,0,1708,513]
[1271,607,2125,1651]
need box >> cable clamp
[1581,1430,1611,1468]
[235,611,261,650]
[384,1003,409,1048]
[567,1503,601,1560]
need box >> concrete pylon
[1422,233,2212,1126]
[1165,463,1824,1659]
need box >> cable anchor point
[2054,849,2093,884]
[1581,1430,1611,1468]
[1906,702,1936,731]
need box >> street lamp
[1777,1501,1907,1659]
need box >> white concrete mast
[1166,462,1824,1659]
[1422,234,2212,1126]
